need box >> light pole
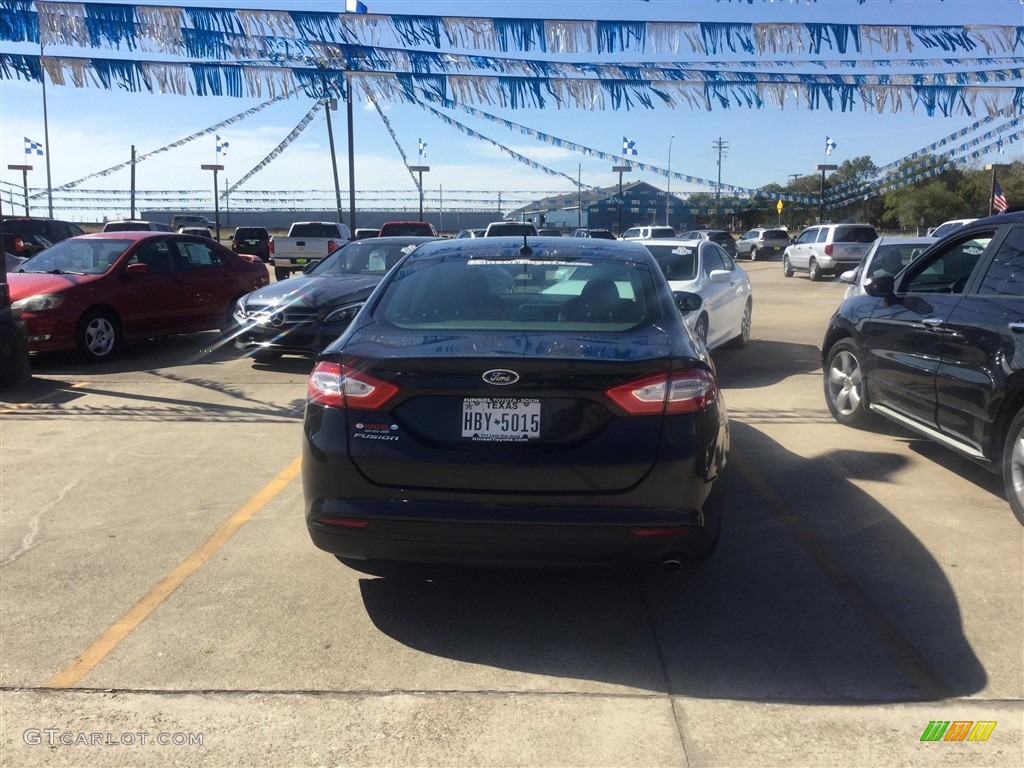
[666,136,675,226]
[816,164,837,224]
[201,164,224,240]
[409,165,430,221]
[324,98,343,225]
[612,164,632,236]
[7,164,32,216]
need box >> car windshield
[15,238,130,275]
[373,246,658,331]
[642,244,699,281]
[310,240,421,276]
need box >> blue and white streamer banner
[39,94,288,195]
[401,89,819,203]
[4,4,1022,58]
[360,81,421,190]
[227,101,323,193]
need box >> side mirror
[707,269,731,283]
[838,268,856,284]
[864,274,895,297]
[673,290,703,314]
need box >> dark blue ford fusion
[302,237,729,574]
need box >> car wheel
[749,246,758,261]
[76,309,121,362]
[783,254,794,277]
[274,267,290,281]
[809,259,822,282]
[1002,410,1024,524]
[693,314,709,346]
[725,299,752,349]
[823,338,871,427]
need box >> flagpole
[41,41,53,218]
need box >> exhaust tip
[659,556,684,576]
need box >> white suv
[782,223,878,281]
[620,225,676,240]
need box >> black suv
[231,226,271,262]
[822,212,1024,521]
[2,217,84,249]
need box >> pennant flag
[418,138,427,159]
[622,136,637,156]
[993,179,1008,213]
[825,136,837,156]
[997,138,1005,154]
[24,137,43,156]
[216,135,229,155]
[345,0,368,12]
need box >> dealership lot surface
[1,262,1021,767]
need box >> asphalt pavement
[1,259,1021,767]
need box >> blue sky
[1,0,1022,220]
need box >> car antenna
[519,212,533,256]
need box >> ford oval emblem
[482,369,519,386]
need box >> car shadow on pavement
[354,421,989,703]
[712,339,822,390]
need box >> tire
[749,246,759,261]
[809,258,822,282]
[823,338,871,427]
[274,267,290,281]
[1001,409,1024,525]
[693,314,709,346]
[783,254,794,278]
[76,309,121,362]
[725,299,752,349]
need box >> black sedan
[232,236,438,361]
[302,237,729,575]
[822,212,1024,522]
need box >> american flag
[993,179,1008,213]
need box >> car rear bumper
[306,499,720,567]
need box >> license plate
[462,398,541,441]
[295,259,308,265]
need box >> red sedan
[9,232,269,362]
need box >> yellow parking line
[0,381,91,413]
[45,456,303,688]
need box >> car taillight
[605,370,718,416]
[308,361,400,410]
[268,239,275,255]
[824,244,833,256]
[327,239,339,251]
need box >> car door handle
[1009,323,1024,334]
[921,317,945,331]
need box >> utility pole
[713,138,729,225]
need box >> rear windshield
[835,226,879,243]
[763,229,788,239]
[708,232,734,244]
[373,249,658,331]
[486,224,537,236]
[310,240,422,276]
[290,223,339,238]
[234,228,267,240]
[649,228,676,238]
[381,223,434,236]
[641,243,699,281]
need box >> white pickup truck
[270,221,351,281]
